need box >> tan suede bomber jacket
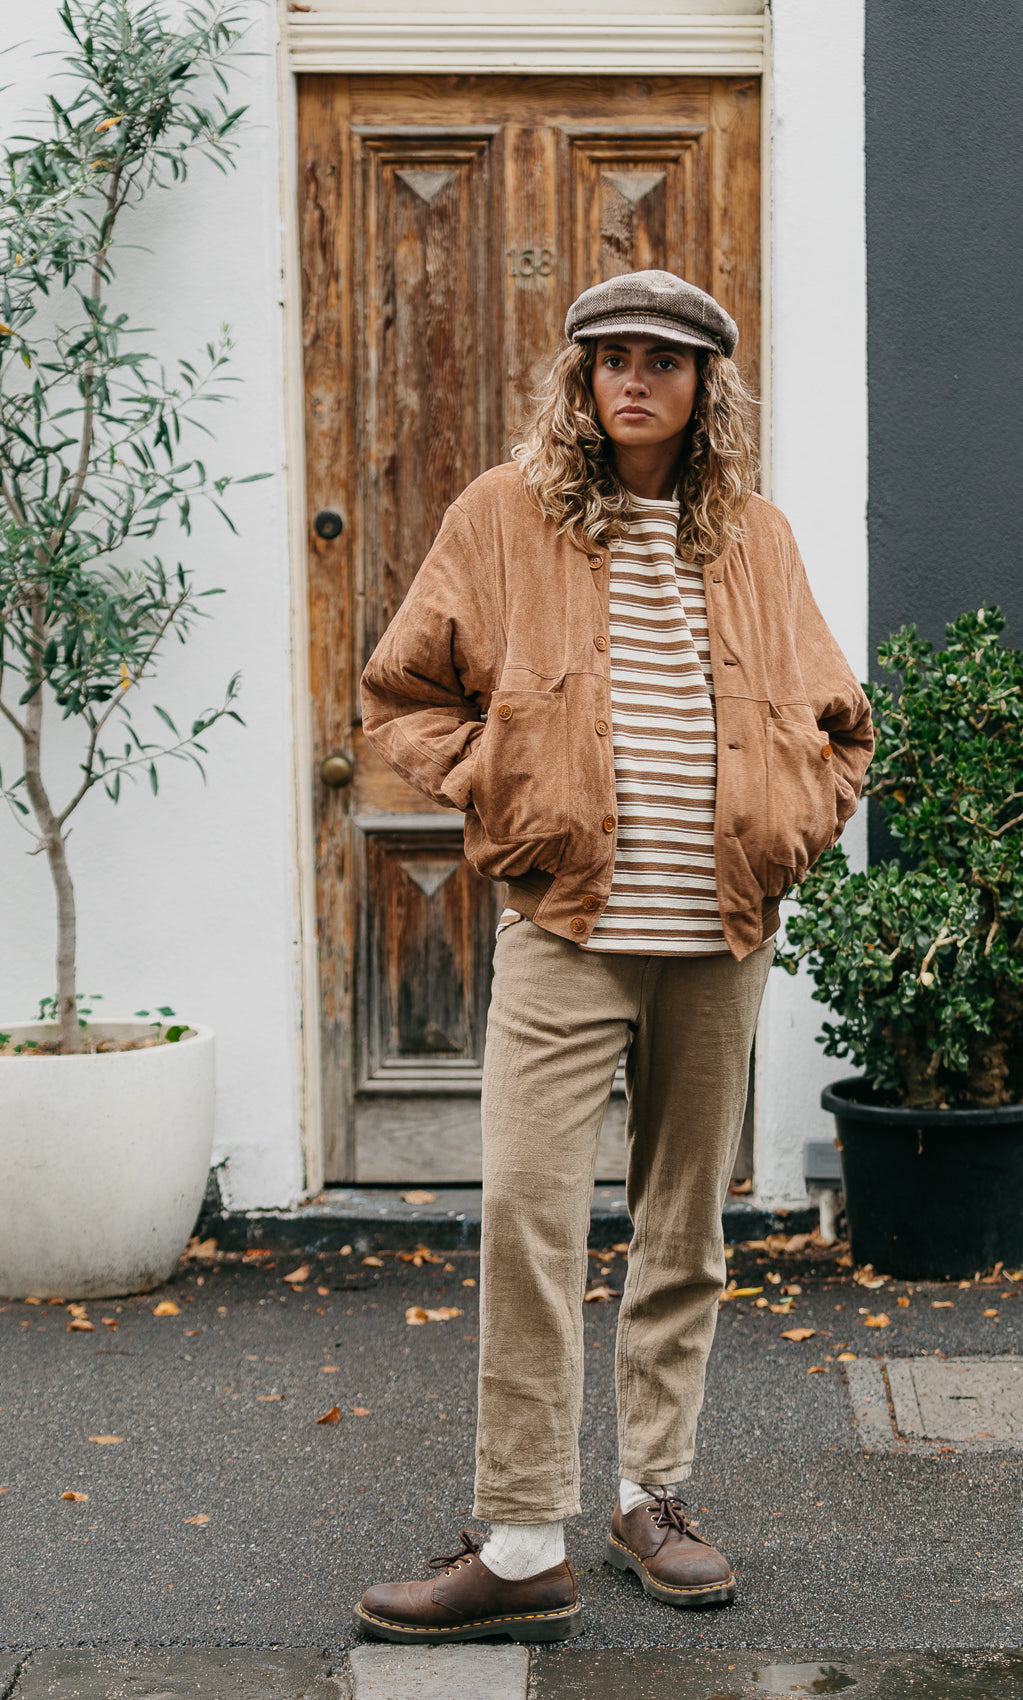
[360,463,874,960]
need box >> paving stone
[846,1356,1023,1452]
[9,1649,347,1700]
[530,1649,1023,1699]
[1,1657,26,1700]
[348,1644,527,1699]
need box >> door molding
[285,14,766,75]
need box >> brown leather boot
[353,1529,585,1644]
[605,1489,736,1607]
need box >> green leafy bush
[777,608,1023,1109]
[0,0,258,1052]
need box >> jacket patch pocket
[765,712,839,881]
[471,690,569,844]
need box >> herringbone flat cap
[565,269,738,358]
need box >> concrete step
[197,1185,815,1255]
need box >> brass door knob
[320,751,355,788]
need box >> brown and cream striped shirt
[583,495,727,955]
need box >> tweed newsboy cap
[565,269,738,358]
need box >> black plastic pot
[821,1078,1023,1280]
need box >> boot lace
[427,1529,483,1574]
[645,1487,695,1539]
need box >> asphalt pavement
[1,1237,1020,1694]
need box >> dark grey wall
[865,0,1023,666]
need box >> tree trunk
[46,830,81,1053]
[21,594,83,1054]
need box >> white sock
[619,1476,689,1515]
[480,1520,566,1580]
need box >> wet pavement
[0,1241,1020,1691]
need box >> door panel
[299,74,761,1181]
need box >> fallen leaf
[152,1301,180,1316]
[782,1284,803,1296]
[351,1406,370,1417]
[316,1405,342,1424]
[362,1256,384,1268]
[754,1297,770,1308]
[864,1313,891,1328]
[837,1352,857,1361]
[60,1491,88,1501]
[102,1318,119,1330]
[897,1296,911,1308]
[728,1177,752,1195]
[184,1328,199,1337]
[983,1309,999,1318]
[283,1265,311,1285]
[807,1365,826,1373]
[320,1364,340,1373]
[243,1249,273,1260]
[340,1244,353,1256]
[769,1302,795,1315]
[256,1394,284,1402]
[88,1435,124,1445]
[780,1328,816,1342]
[181,1237,219,1260]
[0,1486,8,1494]
[836,1252,854,1268]
[67,1319,95,1332]
[932,1301,954,1309]
[854,1265,889,1289]
[401,1190,436,1204]
[182,1514,210,1525]
[784,1233,811,1254]
[25,1297,43,1306]
[462,1278,476,1288]
[317,1286,330,1297]
[584,1285,620,1303]
[397,1244,444,1266]
[611,1242,631,1255]
[730,1286,763,1298]
[405,1305,463,1324]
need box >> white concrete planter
[0,1019,215,1300]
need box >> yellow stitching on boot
[355,1603,581,1633]
[607,1532,735,1596]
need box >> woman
[354,270,873,1644]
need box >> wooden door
[299,74,761,1183]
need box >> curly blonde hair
[512,340,759,563]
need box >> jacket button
[581,895,599,912]
[570,916,587,934]
[602,815,616,833]
[593,635,608,651]
[497,703,513,721]
[821,743,833,759]
[589,554,602,567]
[595,719,609,736]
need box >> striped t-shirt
[583,495,727,955]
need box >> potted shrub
[778,608,1023,1279]
[0,0,255,1299]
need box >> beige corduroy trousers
[473,918,773,1523]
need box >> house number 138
[507,247,555,278]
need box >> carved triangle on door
[399,858,461,899]
[394,168,456,205]
[603,170,667,206]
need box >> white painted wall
[0,1,307,1209]
[754,0,870,1204]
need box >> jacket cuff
[439,739,479,811]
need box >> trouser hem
[618,1463,693,1485]
[472,1497,581,1523]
